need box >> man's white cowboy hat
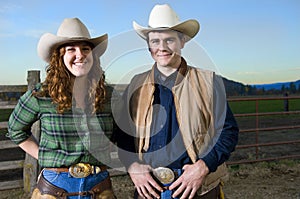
[133,4,200,41]
[37,18,108,63]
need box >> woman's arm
[18,135,39,159]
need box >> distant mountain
[222,77,246,96]
[253,80,300,91]
[221,77,300,96]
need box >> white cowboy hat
[133,4,200,41]
[37,18,108,62]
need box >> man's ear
[181,37,187,49]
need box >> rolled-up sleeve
[7,90,40,145]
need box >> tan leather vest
[126,59,228,194]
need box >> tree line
[223,78,300,97]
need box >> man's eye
[166,39,174,44]
[151,40,159,45]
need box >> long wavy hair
[34,44,106,114]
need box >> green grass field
[1,97,300,121]
[228,98,300,114]
[0,108,13,122]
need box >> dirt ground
[112,160,300,199]
[0,114,299,199]
[0,160,299,199]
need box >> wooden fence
[0,120,24,190]
[0,70,40,192]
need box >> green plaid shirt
[8,87,114,167]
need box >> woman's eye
[82,47,91,51]
[66,47,75,52]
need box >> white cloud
[237,71,260,75]
[24,29,46,38]
[0,3,21,14]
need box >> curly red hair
[35,44,106,114]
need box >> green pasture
[0,109,12,135]
[228,98,300,114]
[0,109,13,122]
[1,97,300,121]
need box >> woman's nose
[75,49,85,59]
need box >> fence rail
[227,96,300,165]
[0,120,23,190]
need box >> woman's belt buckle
[69,163,92,178]
[153,167,175,185]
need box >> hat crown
[148,4,180,28]
[57,18,91,39]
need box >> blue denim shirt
[143,67,191,169]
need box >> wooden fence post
[23,70,41,194]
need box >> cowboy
[8,18,115,199]
[114,4,239,199]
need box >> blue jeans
[42,169,109,199]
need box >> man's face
[148,30,185,69]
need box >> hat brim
[37,33,108,62]
[133,19,200,41]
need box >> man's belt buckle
[153,167,175,185]
[69,163,92,178]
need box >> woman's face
[63,42,93,77]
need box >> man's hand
[169,159,209,198]
[128,162,163,198]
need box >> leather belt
[45,163,107,178]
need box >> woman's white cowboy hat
[133,4,200,41]
[37,18,108,62]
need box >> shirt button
[160,124,164,128]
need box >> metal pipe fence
[227,96,300,165]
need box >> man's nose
[158,41,168,50]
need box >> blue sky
[0,0,299,85]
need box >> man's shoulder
[188,65,215,74]
[133,69,152,79]
[187,65,216,79]
[130,69,152,84]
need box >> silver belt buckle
[69,163,92,178]
[153,167,175,185]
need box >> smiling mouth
[158,52,175,58]
[73,62,87,66]
[158,54,171,58]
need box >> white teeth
[73,62,86,66]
